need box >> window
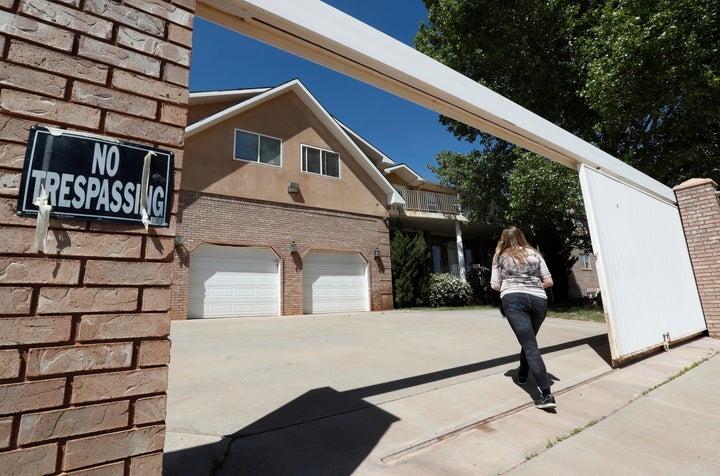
[234,130,281,166]
[580,253,592,270]
[301,145,340,177]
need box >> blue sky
[188,0,477,181]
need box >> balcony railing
[396,189,461,214]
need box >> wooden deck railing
[396,189,461,214]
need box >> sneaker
[515,372,528,385]
[535,394,556,409]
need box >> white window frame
[233,128,282,167]
[301,144,340,178]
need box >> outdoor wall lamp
[288,182,300,193]
[374,247,380,258]
[290,240,297,254]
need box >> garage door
[303,252,369,314]
[188,245,279,318]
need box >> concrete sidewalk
[163,310,719,475]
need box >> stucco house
[170,79,409,319]
[170,79,595,320]
[171,78,499,319]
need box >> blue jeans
[501,293,551,391]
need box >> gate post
[0,1,193,473]
[674,179,720,338]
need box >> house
[170,78,592,320]
[568,250,601,301]
[171,79,403,319]
[334,120,497,281]
[172,78,499,320]
[383,165,497,280]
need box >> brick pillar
[674,178,720,338]
[0,1,193,474]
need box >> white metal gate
[579,166,706,364]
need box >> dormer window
[301,145,340,178]
[234,129,281,166]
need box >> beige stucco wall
[182,91,389,217]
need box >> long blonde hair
[494,226,540,264]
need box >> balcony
[396,189,462,214]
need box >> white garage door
[189,245,279,318]
[303,252,369,314]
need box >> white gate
[579,165,706,364]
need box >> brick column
[0,1,193,474]
[674,178,720,338]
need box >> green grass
[547,304,605,323]
[408,303,606,323]
[642,361,702,395]
[408,305,496,312]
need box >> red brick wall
[172,190,393,319]
[674,179,720,338]
[0,0,192,473]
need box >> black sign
[17,126,174,227]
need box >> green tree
[579,0,720,184]
[417,0,599,301]
[416,0,718,299]
[431,147,514,225]
[391,230,431,308]
[417,0,719,186]
[506,151,590,297]
[431,148,589,301]
[415,0,599,143]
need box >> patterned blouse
[490,248,552,299]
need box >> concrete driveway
[162,309,719,475]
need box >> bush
[391,231,431,308]
[467,265,497,305]
[425,273,472,307]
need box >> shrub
[425,273,472,307]
[391,231,431,308]
[467,265,496,305]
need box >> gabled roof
[188,87,272,107]
[187,79,404,207]
[384,164,425,187]
[335,119,394,170]
[334,118,452,194]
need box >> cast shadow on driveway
[163,333,610,475]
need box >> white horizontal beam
[197,0,676,203]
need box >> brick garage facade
[171,190,393,319]
[0,0,192,473]
[674,179,720,338]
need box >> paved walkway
[163,309,719,475]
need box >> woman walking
[490,226,556,409]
